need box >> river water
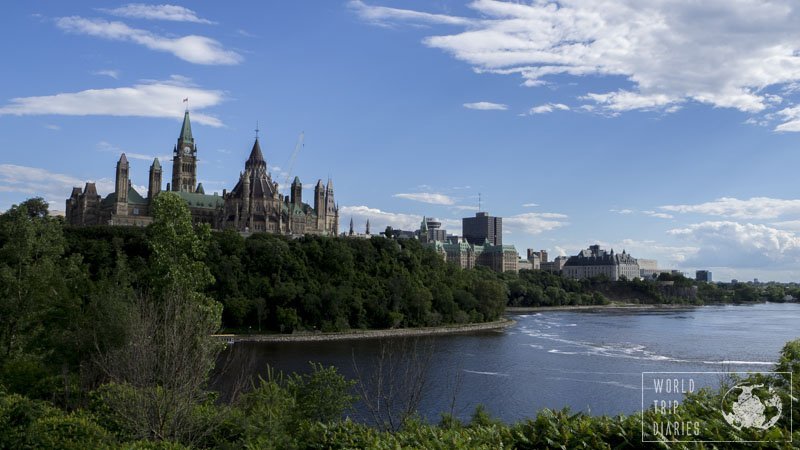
[217,303,800,423]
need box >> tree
[92,192,224,445]
[0,200,89,403]
[352,337,435,431]
[0,201,65,358]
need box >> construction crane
[283,132,304,189]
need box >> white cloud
[353,0,800,129]
[93,69,120,79]
[463,101,507,110]
[770,220,800,231]
[610,208,635,214]
[522,202,539,207]
[56,16,240,65]
[45,124,60,131]
[449,205,479,211]
[0,164,114,207]
[393,192,455,205]
[775,105,800,132]
[504,212,569,235]
[96,141,170,162]
[340,205,423,232]
[661,197,800,220]
[348,0,475,27]
[102,4,214,24]
[668,221,800,267]
[0,77,224,126]
[642,210,674,219]
[615,238,698,266]
[528,103,569,114]
[581,91,674,112]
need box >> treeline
[63,224,507,333]
[501,268,799,307]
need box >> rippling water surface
[218,303,800,422]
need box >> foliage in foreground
[0,339,798,449]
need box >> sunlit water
[216,303,800,422]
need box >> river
[216,302,800,423]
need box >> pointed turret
[324,177,335,217]
[244,138,267,171]
[179,109,194,144]
[148,157,162,200]
[291,176,302,206]
[115,153,130,215]
[314,179,325,216]
[173,109,197,192]
[366,219,370,235]
[349,217,354,236]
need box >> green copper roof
[101,186,148,207]
[172,191,223,210]
[152,158,161,169]
[179,110,193,143]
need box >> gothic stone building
[562,244,640,281]
[66,110,339,236]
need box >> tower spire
[179,108,193,144]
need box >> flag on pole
[183,97,188,102]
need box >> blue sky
[2,1,800,282]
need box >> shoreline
[505,303,699,313]
[215,317,515,343]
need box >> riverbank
[215,317,515,343]
[505,303,700,313]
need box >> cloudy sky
[3,1,800,282]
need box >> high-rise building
[696,270,712,282]
[462,211,502,246]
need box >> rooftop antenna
[255,121,259,139]
[478,192,482,212]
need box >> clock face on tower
[183,146,191,155]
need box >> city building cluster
[66,110,339,236]
[64,110,714,280]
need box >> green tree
[92,192,224,445]
[0,200,90,403]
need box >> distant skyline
[2,1,800,282]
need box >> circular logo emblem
[721,383,782,431]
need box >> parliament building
[66,110,339,236]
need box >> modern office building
[462,211,502,246]
[638,259,660,279]
[418,217,447,243]
[696,270,712,282]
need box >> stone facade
[562,244,640,281]
[429,240,519,273]
[66,110,338,236]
